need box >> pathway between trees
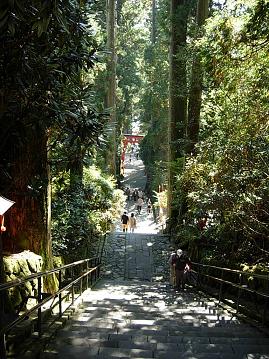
[39,151,269,358]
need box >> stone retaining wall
[3,250,43,311]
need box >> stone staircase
[40,280,269,359]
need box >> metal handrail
[192,262,269,280]
[0,257,97,291]
[0,256,102,343]
[191,261,269,324]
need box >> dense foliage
[0,0,122,262]
[134,0,269,271]
[51,166,125,259]
[174,0,269,268]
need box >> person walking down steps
[129,212,137,233]
[172,249,191,290]
[121,211,129,232]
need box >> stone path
[102,149,169,282]
[101,232,170,282]
[116,150,159,234]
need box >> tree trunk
[151,0,157,44]
[187,0,209,154]
[1,127,51,263]
[69,146,84,193]
[106,0,117,177]
[167,0,189,219]
[116,0,125,25]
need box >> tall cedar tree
[168,0,190,219]
[187,0,209,154]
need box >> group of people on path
[124,187,152,215]
[124,187,143,202]
[169,248,191,291]
[120,189,153,232]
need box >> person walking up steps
[121,211,129,232]
[129,213,137,233]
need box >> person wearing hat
[172,249,191,290]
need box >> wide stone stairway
[39,232,269,359]
[36,152,269,358]
[41,278,269,359]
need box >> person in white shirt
[129,213,137,232]
[136,197,144,214]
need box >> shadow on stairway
[40,280,269,359]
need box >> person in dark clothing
[168,248,177,286]
[121,211,129,232]
[172,249,191,290]
[132,189,138,202]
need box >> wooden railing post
[263,297,268,326]
[71,284,75,305]
[97,259,101,279]
[86,261,89,289]
[0,232,7,359]
[218,269,224,304]
[37,277,42,337]
[94,261,97,282]
[263,277,269,325]
[197,264,202,290]
[59,270,62,316]
[236,274,242,314]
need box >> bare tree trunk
[151,0,157,44]
[116,0,125,25]
[168,0,189,219]
[187,0,209,154]
[106,0,117,176]
[2,127,52,265]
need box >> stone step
[68,319,262,333]
[80,303,237,316]
[54,334,209,347]
[56,329,269,346]
[81,306,228,317]
[41,340,269,358]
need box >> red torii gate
[121,134,144,164]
